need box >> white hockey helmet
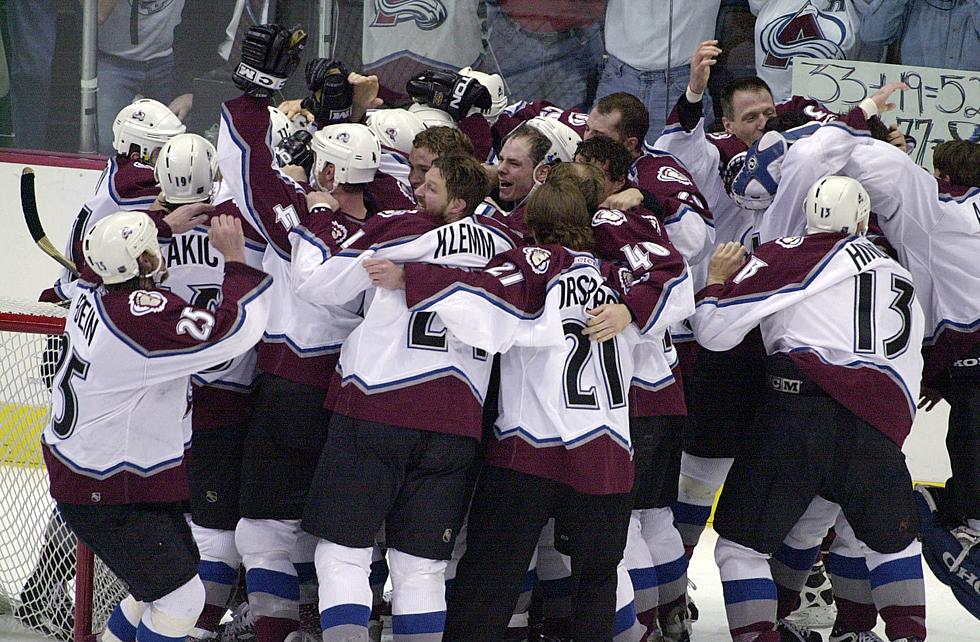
[525,116,582,164]
[803,176,871,235]
[154,133,218,205]
[112,98,186,163]
[268,106,298,148]
[311,123,381,186]
[458,67,508,122]
[367,109,427,157]
[83,211,162,284]
[408,102,458,129]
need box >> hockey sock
[826,515,877,634]
[716,536,779,642]
[103,596,148,642]
[235,518,301,642]
[136,576,206,642]
[674,454,733,558]
[388,548,448,640]
[639,508,690,636]
[613,560,646,642]
[191,524,241,634]
[771,496,839,619]
[866,541,926,642]
[624,512,659,634]
[314,539,373,640]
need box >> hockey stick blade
[21,167,78,276]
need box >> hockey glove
[301,59,353,126]
[275,130,315,175]
[234,24,307,98]
[405,69,492,123]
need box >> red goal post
[0,297,125,642]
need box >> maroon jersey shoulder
[366,171,416,212]
[112,158,160,201]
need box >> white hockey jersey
[692,232,923,445]
[293,209,522,439]
[749,0,867,102]
[754,122,980,383]
[42,263,272,505]
[405,245,690,494]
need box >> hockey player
[691,176,926,642]
[42,210,271,642]
[358,177,690,641]
[150,132,272,640]
[366,108,427,188]
[290,153,520,641]
[408,126,477,190]
[218,24,386,642]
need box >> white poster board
[792,57,980,171]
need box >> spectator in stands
[597,0,722,144]
[485,0,606,111]
[861,0,980,70]
[96,0,189,155]
[6,0,59,150]
[750,0,868,102]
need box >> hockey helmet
[311,123,381,187]
[732,121,822,210]
[525,116,582,164]
[408,102,458,129]
[112,98,186,163]
[154,133,219,205]
[367,109,427,158]
[83,211,162,284]
[458,67,508,123]
[803,176,871,235]
[268,106,298,148]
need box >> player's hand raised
[583,303,633,343]
[689,40,721,97]
[706,241,748,286]
[209,215,246,265]
[870,81,909,114]
[350,72,384,122]
[164,202,214,234]
[363,258,405,289]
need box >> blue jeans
[596,53,715,147]
[486,2,605,111]
[96,52,177,155]
[8,0,58,150]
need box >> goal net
[0,297,127,642]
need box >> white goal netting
[0,297,127,641]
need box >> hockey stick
[20,167,79,277]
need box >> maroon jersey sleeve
[458,114,495,161]
[631,153,712,222]
[366,172,416,212]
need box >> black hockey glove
[301,59,353,126]
[405,69,492,122]
[233,24,307,98]
[275,130,314,175]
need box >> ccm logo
[953,358,979,367]
[236,63,277,88]
[768,375,801,394]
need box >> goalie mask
[731,121,822,210]
[83,211,163,284]
[367,109,427,158]
[112,98,186,164]
[525,116,582,164]
[803,175,871,235]
[155,133,218,205]
[311,123,381,189]
[458,67,508,123]
[408,102,458,129]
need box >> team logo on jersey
[370,0,448,31]
[776,236,805,248]
[331,220,349,243]
[657,166,693,186]
[760,1,849,70]
[129,290,167,316]
[592,209,626,227]
[707,131,733,141]
[523,247,551,274]
[641,214,663,234]
[617,267,634,293]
